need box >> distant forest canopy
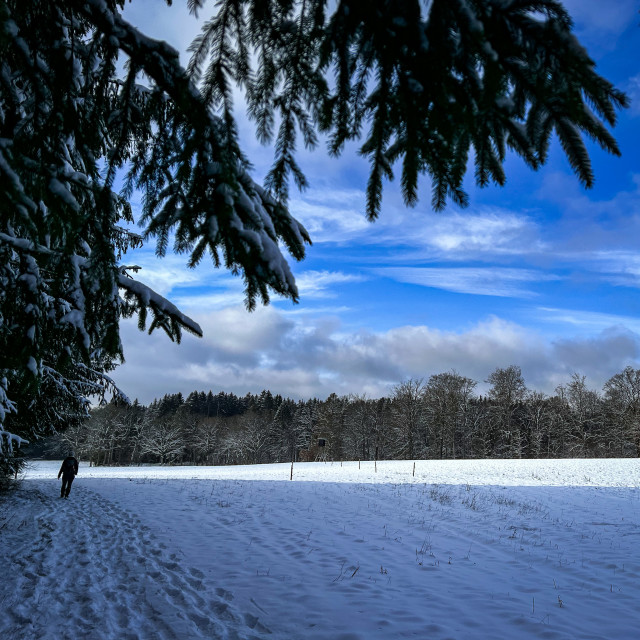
[57,365,640,466]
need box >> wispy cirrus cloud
[561,0,638,52]
[376,208,546,262]
[590,249,640,289]
[121,252,217,298]
[537,307,640,335]
[294,270,367,298]
[627,75,640,117]
[165,269,364,311]
[294,189,546,261]
[289,189,372,242]
[419,210,543,255]
[375,267,559,298]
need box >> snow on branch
[117,272,203,338]
[0,377,26,457]
[0,378,17,426]
[81,0,310,308]
[0,429,29,456]
[0,232,54,256]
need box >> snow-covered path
[1,480,268,640]
[2,459,640,639]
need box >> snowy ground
[2,459,640,639]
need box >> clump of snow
[0,376,17,424]
[2,458,639,639]
[117,274,203,336]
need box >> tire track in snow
[0,481,271,640]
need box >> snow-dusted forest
[56,366,640,468]
[2,458,639,639]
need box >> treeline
[61,366,640,466]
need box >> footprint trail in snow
[0,481,270,640]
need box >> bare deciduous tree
[140,415,184,465]
[604,367,640,456]
[391,379,427,459]
[424,372,476,459]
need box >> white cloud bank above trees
[113,305,640,404]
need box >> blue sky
[112,0,640,403]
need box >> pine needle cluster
[188,0,627,217]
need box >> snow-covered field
[2,459,639,639]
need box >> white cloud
[290,189,371,242]
[112,308,640,404]
[168,269,364,311]
[294,270,367,298]
[385,209,546,258]
[282,305,353,316]
[591,250,640,289]
[292,188,547,265]
[537,172,640,255]
[173,289,246,311]
[125,262,208,298]
[560,0,638,51]
[121,244,236,295]
[628,74,640,117]
[375,267,558,298]
[196,306,294,358]
[537,307,640,335]
[121,2,202,66]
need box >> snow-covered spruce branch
[117,272,203,338]
[41,364,129,408]
[0,232,202,340]
[73,364,131,405]
[80,0,311,310]
[0,232,54,256]
[0,377,26,466]
[0,429,28,455]
[0,378,17,428]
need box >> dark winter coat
[58,456,79,479]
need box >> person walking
[58,454,79,498]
